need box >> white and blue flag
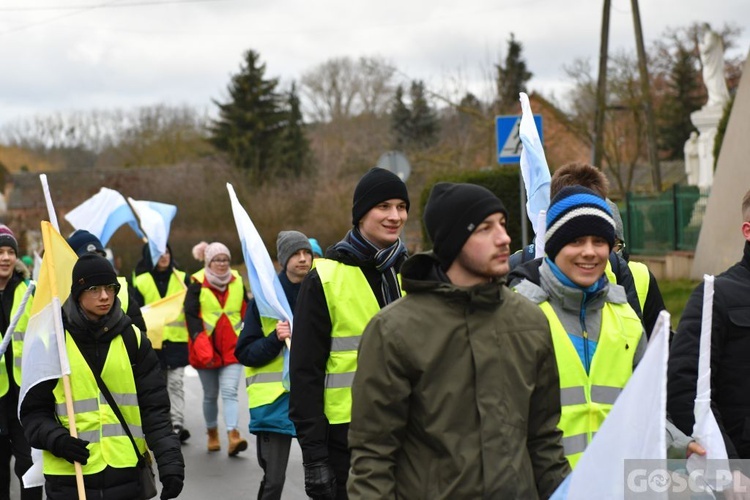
[519,92,551,256]
[226,184,294,386]
[64,187,143,246]
[128,198,177,266]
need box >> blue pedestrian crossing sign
[495,114,543,164]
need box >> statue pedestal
[689,105,724,188]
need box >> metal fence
[620,185,709,255]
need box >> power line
[0,0,121,35]
[0,0,232,36]
[0,0,231,11]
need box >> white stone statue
[684,131,700,186]
[699,23,730,108]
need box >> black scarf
[332,227,407,305]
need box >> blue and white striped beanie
[545,186,615,261]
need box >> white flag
[687,275,731,491]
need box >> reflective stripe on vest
[191,270,244,336]
[316,259,381,425]
[10,282,33,385]
[44,329,146,475]
[628,261,650,313]
[245,316,287,408]
[540,300,642,469]
[134,270,188,342]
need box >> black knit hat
[351,168,410,225]
[545,186,616,261]
[423,183,508,270]
[71,254,118,301]
[67,230,106,257]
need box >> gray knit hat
[277,231,312,269]
[606,198,625,243]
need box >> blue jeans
[196,363,243,431]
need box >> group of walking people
[2,162,750,499]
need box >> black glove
[160,475,184,499]
[54,435,90,465]
[303,460,337,500]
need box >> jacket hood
[401,251,506,308]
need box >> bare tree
[564,52,647,195]
[301,56,396,122]
[0,105,213,169]
[357,56,396,115]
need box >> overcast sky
[1,0,748,128]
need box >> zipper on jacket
[580,294,590,374]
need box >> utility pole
[592,0,611,169]
[631,0,662,192]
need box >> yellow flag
[20,221,79,488]
[141,290,186,349]
[30,221,77,316]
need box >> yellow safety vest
[117,276,129,313]
[628,261,650,313]
[10,281,33,388]
[134,271,188,343]
[316,259,381,425]
[191,269,244,336]
[245,316,286,409]
[44,330,146,475]
[604,259,651,315]
[539,300,642,469]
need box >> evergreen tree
[389,81,439,150]
[275,82,312,177]
[657,44,702,159]
[390,85,411,148]
[209,50,285,176]
[409,80,440,148]
[495,33,533,113]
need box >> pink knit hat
[192,241,231,264]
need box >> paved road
[176,366,307,499]
[11,366,308,499]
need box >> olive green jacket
[348,251,570,499]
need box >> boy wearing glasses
[20,253,184,499]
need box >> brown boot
[227,429,247,456]
[207,428,220,452]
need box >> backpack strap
[122,326,140,367]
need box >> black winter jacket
[20,297,184,500]
[668,241,750,459]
